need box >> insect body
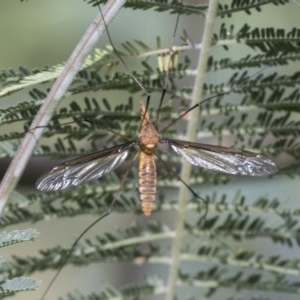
[36,102,277,215]
[138,102,160,215]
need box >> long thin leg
[156,154,234,252]
[155,154,208,220]
[40,153,138,300]
[160,92,228,133]
[155,1,183,128]
[96,4,151,134]
[83,117,131,141]
[39,211,110,300]
[97,4,150,97]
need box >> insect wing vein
[36,140,137,191]
[162,138,277,176]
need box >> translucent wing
[162,138,277,176]
[36,140,137,191]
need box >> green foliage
[0,0,300,300]
[85,0,208,14]
[0,229,40,297]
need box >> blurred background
[0,1,300,299]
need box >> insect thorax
[138,120,161,154]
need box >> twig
[0,0,126,217]
[166,1,220,299]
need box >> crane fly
[36,101,277,216]
[34,3,280,300]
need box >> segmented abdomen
[139,152,157,216]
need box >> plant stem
[0,0,125,217]
[166,1,219,299]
